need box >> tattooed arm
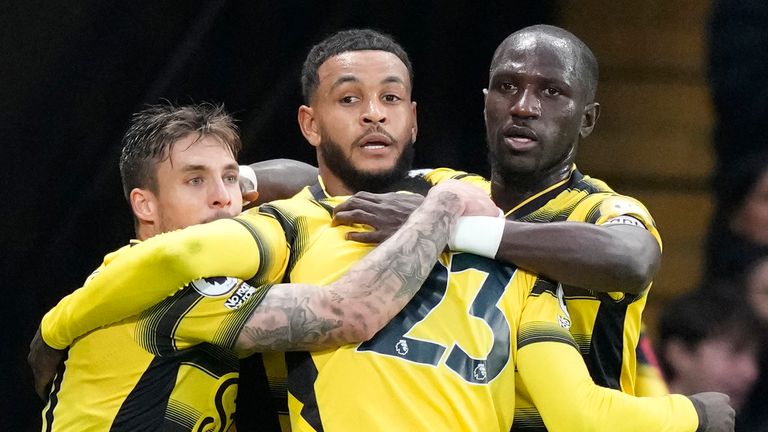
[234,180,499,355]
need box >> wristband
[448,216,506,259]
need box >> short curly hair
[301,28,414,104]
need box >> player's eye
[188,177,203,185]
[544,87,561,96]
[340,95,359,104]
[383,94,401,103]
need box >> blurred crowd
[652,1,768,430]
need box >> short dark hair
[119,102,241,201]
[657,285,761,381]
[492,24,599,102]
[300,28,414,104]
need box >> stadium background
[1,1,716,429]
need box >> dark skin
[247,159,318,206]
[334,30,660,294]
[336,30,730,428]
[29,37,731,429]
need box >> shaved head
[491,25,599,102]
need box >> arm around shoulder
[234,179,500,355]
[494,221,661,294]
[518,339,712,431]
[41,216,280,349]
[248,159,318,204]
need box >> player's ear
[579,102,600,139]
[298,105,321,148]
[129,188,158,224]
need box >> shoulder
[416,168,490,192]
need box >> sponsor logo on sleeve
[191,277,239,297]
[224,282,258,310]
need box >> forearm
[519,341,699,431]
[42,217,269,349]
[235,189,462,355]
[497,222,660,294]
[248,159,318,204]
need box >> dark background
[1,1,556,429]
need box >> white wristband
[448,216,506,259]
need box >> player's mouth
[503,125,538,152]
[358,133,394,154]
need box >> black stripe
[511,407,547,431]
[257,205,300,284]
[529,277,557,296]
[42,349,69,431]
[151,288,203,355]
[235,354,282,432]
[582,300,630,389]
[112,345,240,431]
[387,175,433,195]
[511,425,548,431]
[286,352,323,432]
[230,218,272,288]
[308,182,327,200]
[518,332,579,351]
[111,356,178,431]
[233,210,292,432]
[256,206,296,253]
[311,199,335,218]
[509,169,583,220]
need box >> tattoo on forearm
[236,190,463,354]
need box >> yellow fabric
[429,168,693,431]
[635,327,670,397]
[41,243,274,430]
[422,167,490,193]
[41,215,289,349]
[517,341,698,431]
[286,250,564,431]
[249,183,556,431]
[39,172,694,431]
[636,363,672,397]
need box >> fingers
[345,231,388,244]
[333,195,380,215]
[35,376,51,401]
[432,180,497,217]
[28,327,65,401]
[332,209,377,227]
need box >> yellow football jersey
[43,253,273,431]
[41,174,698,432]
[41,215,291,431]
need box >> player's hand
[688,392,735,432]
[429,179,500,217]
[28,327,66,401]
[332,191,424,244]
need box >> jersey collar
[506,165,583,220]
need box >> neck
[318,166,355,196]
[490,163,573,212]
[136,222,156,241]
